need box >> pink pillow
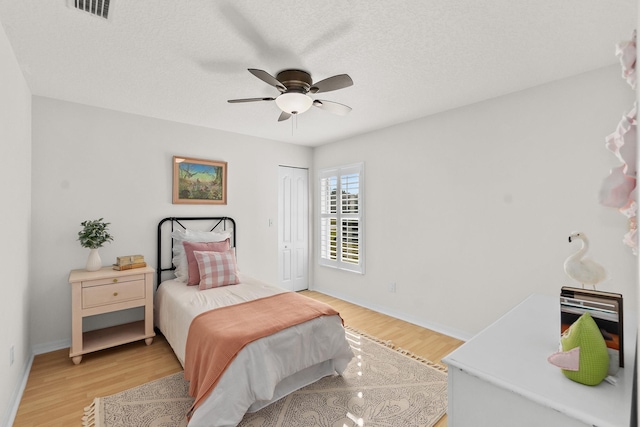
[194,249,240,289]
[182,239,230,285]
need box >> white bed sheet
[154,275,354,427]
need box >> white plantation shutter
[319,163,364,273]
[319,174,336,262]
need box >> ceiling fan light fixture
[275,92,313,115]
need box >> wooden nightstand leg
[145,337,153,346]
[70,280,84,365]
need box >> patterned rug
[83,328,448,427]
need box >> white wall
[30,97,313,351]
[314,65,638,340]
[0,19,31,427]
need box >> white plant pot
[86,248,102,271]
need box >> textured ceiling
[0,1,637,146]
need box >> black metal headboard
[156,216,236,286]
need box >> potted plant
[78,218,114,271]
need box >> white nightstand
[68,265,156,364]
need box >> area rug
[83,328,448,427]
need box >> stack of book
[113,254,147,271]
[560,286,624,375]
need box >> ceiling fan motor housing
[276,69,312,93]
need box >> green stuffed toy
[547,312,609,386]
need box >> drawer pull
[113,279,118,283]
[113,292,118,297]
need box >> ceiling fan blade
[312,100,352,116]
[278,111,292,122]
[227,97,275,103]
[248,69,286,92]
[309,74,353,94]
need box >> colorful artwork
[173,156,227,204]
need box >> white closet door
[278,166,309,291]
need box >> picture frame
[172,156,227,204]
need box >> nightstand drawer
[82,280,145,309]
[81,273,145,288]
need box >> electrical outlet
[9,345,14,367]
[388,282,396,293]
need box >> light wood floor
[13,291,463,427]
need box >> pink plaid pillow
[194,249,240,289]
[182,239,230,285]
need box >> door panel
[278,166,308,291]
[282,249,291,281]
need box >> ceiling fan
[228,69,353,122]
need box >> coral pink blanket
[184,292,340,416]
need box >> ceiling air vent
[73,0,110,19]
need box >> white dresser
[443,294,637,427]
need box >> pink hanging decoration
[623,225,637,255]
[616,30,637,89]
[600,30,637,254]
[605,104,637,177]
[599,165,636,208]
[621,192,638,255]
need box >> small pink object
[548,347,580,371]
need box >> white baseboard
[32,338,70,356]
[312,286,473,342]
[2,353,34,427]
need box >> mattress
[154,275,354,426]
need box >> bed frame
[156,216,236,286]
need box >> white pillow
[171,229,233,281]
[185,229,233,240]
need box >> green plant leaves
[78,218,113,249]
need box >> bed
[154,217,354,427]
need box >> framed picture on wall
[172,156,227,204]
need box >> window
[319,163,364,273]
